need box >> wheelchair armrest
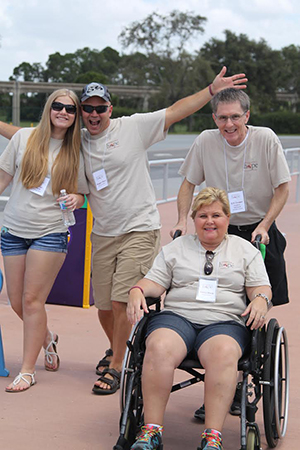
[145,296,161,308]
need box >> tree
[118,10,208,106]
[199,30,284,113]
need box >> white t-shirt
[145,234,270,326]
[81,110,167,236]
[0,128,89,238]
[179,126,291,225]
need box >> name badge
[93,168,108,191]
[30,177,50,196]
[228,190,246,214]
[196,277,218,302]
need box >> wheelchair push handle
[253,234,266,260]
[173,229,182,240]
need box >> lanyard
[87,130,110,175]
[223,132,249,192]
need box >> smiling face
[194,201,230,250]
[50,95,76,138]
[81,97,113,135]
[213,101,250,146]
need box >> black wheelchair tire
[263,318,279,448]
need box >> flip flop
[92,368,120,395]
[44,331,60,372]
[95,348,113,375]
[6,372,36,393]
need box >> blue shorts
[0,228,68,256]
[146,310,251,355]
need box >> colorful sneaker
[197,428,223,450]
[131,425,163,449]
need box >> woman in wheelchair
[126,187,271,450]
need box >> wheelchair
[113,295,289,450]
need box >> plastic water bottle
[59,189,76,227]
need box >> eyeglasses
[204,250,215,276]
[214,111,247,123]
[81,105,109,114]
[51,102,77,115]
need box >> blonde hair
[20,89,81,196]
[191,187,230,219]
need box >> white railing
[284,148,300,203]
[0,149,299,207]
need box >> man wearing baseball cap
[0,68,247,395]
[79,69,247,395]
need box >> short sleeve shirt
[81,110,167,236]
[145,234,270,326]
[0,128,89,238]
[179,126,291,225]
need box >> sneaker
[194,404,205,421]
[131,425,163,449]
[197,429,223,450]
[229,382,242,416]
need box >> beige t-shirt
[81,110,167,236]
[145,234,270,326]
[179,126,291,225]
[0,128,89,238]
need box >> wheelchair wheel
[246,426,260,450]
[263,319,289,448]
[117,318,147,449]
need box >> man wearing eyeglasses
[172,88,290,308]
[172,87,290,420]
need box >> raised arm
[170,178,195,237]
[0,121,21,140]
[164,66,247,131]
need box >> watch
[253,293,272,309]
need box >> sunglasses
[204,250,215,276]
[81,105,109,114]
[51,102,77,115]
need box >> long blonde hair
[20,89,81,196]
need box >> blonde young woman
[0,89,89,392]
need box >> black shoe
[194,404,205,421]
[229,382,242,416]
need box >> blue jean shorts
[146,310,251,355]
[0,228,68,256]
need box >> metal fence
[150,147,300,204]
[0,149,299,207]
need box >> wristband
[128,285,144,295]
[208,84,214,96]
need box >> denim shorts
[146,310,251,355]
[0,228,68,256]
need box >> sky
[0,0,300,81]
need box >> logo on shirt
[219,261,234,269]
[244,161,258,170]
[106,140,120,150]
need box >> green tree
[199,30,284,113]
[118,10,208,106]
[9,62,46,82]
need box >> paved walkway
[0,179,299,449]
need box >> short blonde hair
[191,187,230,219]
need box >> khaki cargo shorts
[91,229,160,310]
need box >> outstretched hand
[211,66,248,95]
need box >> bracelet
[128,285,144,295]
[253,293,272,309]
[208,84,214,96]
